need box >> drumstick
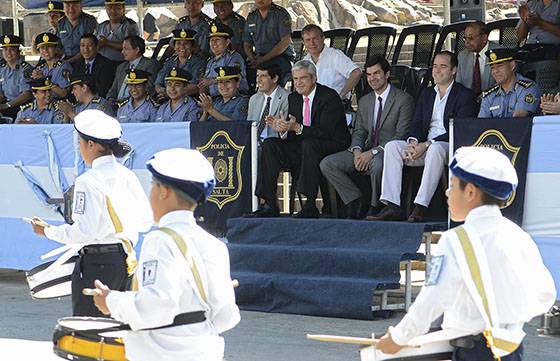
[232,279,239,288]
[306,334,379,345]
[82,288,102,296]
[22,217,49,228]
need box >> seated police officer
[0,34,33,121]
[155,67,201,122]
[16,77,63,125]
[32,32,73,100]
[117,69,158,123]
[58,74,113,121]
[155,29,206,98]
[199,66,248,121]
[198,22,248,97]
[478,48,540,118]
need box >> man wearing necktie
[456,21,495,97]
[71,34,116,98]
[321,56,414,219]
[246,60,350,218]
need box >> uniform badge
[425,255,444,286]
[42,34,50,43]
[489,52,497,62]
[525,94,534,104]
[180,30,187,38]
[48,2,54,10]
[142,260,158,286]
[170,68,177,77]
[3,36,9,45]
[489,105,500,111]
[211,25,218,33]
[129,71,137,80]
[73,191,86,215]
[219,68,226,77]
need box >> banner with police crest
[453,117,533,225]
[190,121,253,230]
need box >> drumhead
[26,256,78,300]
[56,317,127,338]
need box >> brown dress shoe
[366,204,406,221]
[407,204,428,222]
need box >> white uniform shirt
[304,46,359,95]
[106,210,240,361]
[44,155,152,246]
[391,205,556,345]
[428,82,453,141]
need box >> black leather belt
[450,333,484,349]
[80,244,122,255]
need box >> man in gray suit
[456,21,494,96]
[320,56,413,219]
[248,62,290,142]
[106,35,160,102]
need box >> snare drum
[26,256,78,299]
[53,317,127,361]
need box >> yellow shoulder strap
[105,195,136,276]
[159,227,208,304]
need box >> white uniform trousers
[380,140,448,207]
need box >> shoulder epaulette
[248,8,258,15]
[233,12,245,21]
[147,96,159,107]
[0,60,6,68]
[481,85,500,98]
[83,12,96,20]
[20,61,32,69]
[125,17,136,24]
[201,13,212,23]
[516,79,533,88]
[271,3,284,11]
[54,60,64,68]
[117,98,130,108]
[178,16,188,23]
[164,55,178,64]
[20,102,33,111]
[91,97,101,104]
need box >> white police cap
[450,146,518,200]
[147,148,216,204]
[74,109,122,142]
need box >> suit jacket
[350,86,414,150]
[107,56,161,100]
[456,47,495,91]
[71,53,116,98]
[247,85,290,138]
[287,83,350,147]
[409,82,478,143]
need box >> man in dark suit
[370,51,478,222]
[320,55,414,219]
[247,60,350,218]
[71,33,116,98]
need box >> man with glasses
[456,21,495,97]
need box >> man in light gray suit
[106,35,160,102]
[320,56,413,219]
[247,62,290,142]
[456,21,494,96]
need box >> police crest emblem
[196,131,244,209]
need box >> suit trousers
[380,140,448,208]
[320,150,384,207]
[453,339,523,361]
[71,245,130,317]
[256,137,345,204]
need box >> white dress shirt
[118,57,142,99]
[106,210,240,361]
[428,82,454,141]
[259,85,279,139]
[373,84,391,128]
[472,42,488,80]
[304,46,359,95]
[44,155,153,247]
[390,205,556,346]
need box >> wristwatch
[371,148,379,156]
[425,139,434,147]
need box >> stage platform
[226,217,446,320]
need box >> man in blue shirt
[478,48,540,118]
[155,67,201,122]
[57,0,98,61]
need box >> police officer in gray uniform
[58,74,114,122]
[155,29,206,98]
[155,67,201,122]
[213,0,246,57]
[0,35,33,121]
[33,32,73,100]
[199,66,248,121]
[199,22,248,97]
[57,0,98,61]
[95,0,140,63]
[16,77,63,125]
[175,0,213,58]
[479,48,540,118]
[117,69,159,123]
[243,0,295,86]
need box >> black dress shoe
[243,204,280,218]
[407,204,428,223]
[363,205,384,219]
[293,205,320,218]
[365,204,406,221]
